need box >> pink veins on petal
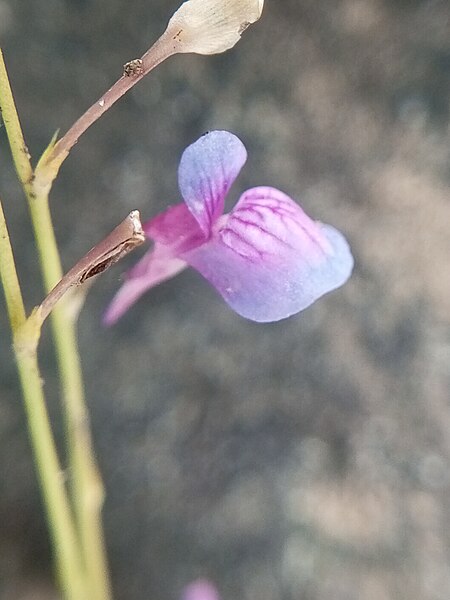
[104,130,353,325]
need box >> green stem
[0,201,26,329]
[30,191,112,600]
[53,304,112,600]
[0,198,87,599]
[0,49,111,598]
[16,349,89,600]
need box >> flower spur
[104,131,353,324]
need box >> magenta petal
[103,246,187,325]
[178,131,247,236]
[105,203,204,325]
[144,202,205,250]
[181,187,354,322]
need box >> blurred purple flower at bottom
[181,579,220,600]
[104,131,353,324]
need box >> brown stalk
[44,30,178,171]
[38,210,145,323]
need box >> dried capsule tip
[129,210,145,239]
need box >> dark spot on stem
[172,29,183,42]
[123,59,144,77]
[80,257,116,282]
[22,144,31,159]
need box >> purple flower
[104,131,353,324]
[181,579,220,600]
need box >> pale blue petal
[178,131,247,236]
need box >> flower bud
[165,0,264,55]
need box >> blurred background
[0,0,449,598]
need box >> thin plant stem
[33,204,112,600]
[28,185,112,598]
[34,0,265,183]
[38,210,144,324]
[0,49,111,598]
[45,32,175,170]
[0,50,33,192]
[0,202,26,329]
[0,197,87,599]
[52,304,112,600]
